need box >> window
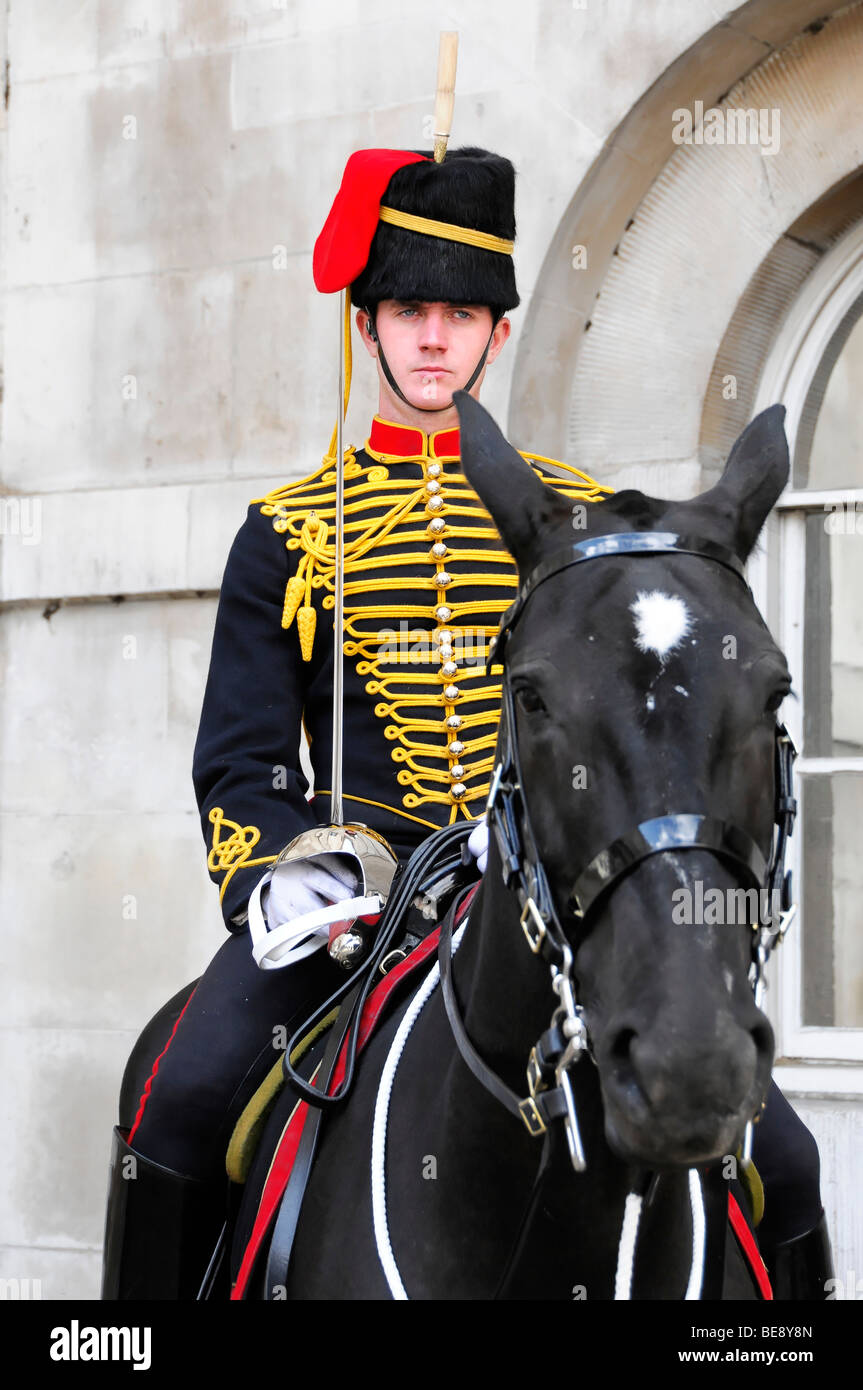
[751,223,863,1082]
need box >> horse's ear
[698,405,789,559]
[453,391,573,566]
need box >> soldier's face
[360,300,510,413]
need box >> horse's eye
[765,687,790,714]
[514,685,547,715]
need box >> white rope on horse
[614,1169,706,1299]
[684,1167,706,1299]
[614,1192,644,1299]
[372,916,709,1302]
[371,920,468,1300]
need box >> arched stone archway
[510,0,863,497]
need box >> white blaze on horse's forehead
[630,590,692,662]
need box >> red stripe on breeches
[127,989,198,1146]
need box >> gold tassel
[297,605,316,661]
[281,575,305,629]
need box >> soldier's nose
[418,311,448,348]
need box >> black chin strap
[367,309,494,414]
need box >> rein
[438,530,798,1176]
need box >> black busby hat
[349,147,519,314]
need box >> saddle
[223,825,482,1300]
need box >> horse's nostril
[610,1027,637,1063]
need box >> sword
[331,287,347,826]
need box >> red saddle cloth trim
[231,883,480,1299]
[728,1191,773,1300]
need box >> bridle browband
[438,530,798,1173]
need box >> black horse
[224,393,794,1300]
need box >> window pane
[796,299,863,489]
[802,512,863,757]
[799,772,863,1027]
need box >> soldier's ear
[486,315,511,366]
[454,391,572,568]
[356,308,379,354]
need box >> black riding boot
[762,1211,835,1300]
[101,1127,227,1300]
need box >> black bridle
[438,531,798,1172]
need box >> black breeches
[749,1081,823,1245]
[129,932,345,1180]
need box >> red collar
[366,415,460,460]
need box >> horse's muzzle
[595,1006,773,1167]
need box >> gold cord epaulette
[251,443,611,816]
[516,450,614,500]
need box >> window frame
[748,222,863,1081]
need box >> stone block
[0,1245,102,1303]
[10,2,169,80]
[535,0,723,142]
[3,272,234,493]
[0,1028,141,1251]
[0,600,214,815]
[0,807,221,1032]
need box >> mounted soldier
[101,79,615,1296]
[101,40,832,1299]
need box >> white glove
[264,853,358,926]
[467,815,488,874]
[248,852,382,971]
